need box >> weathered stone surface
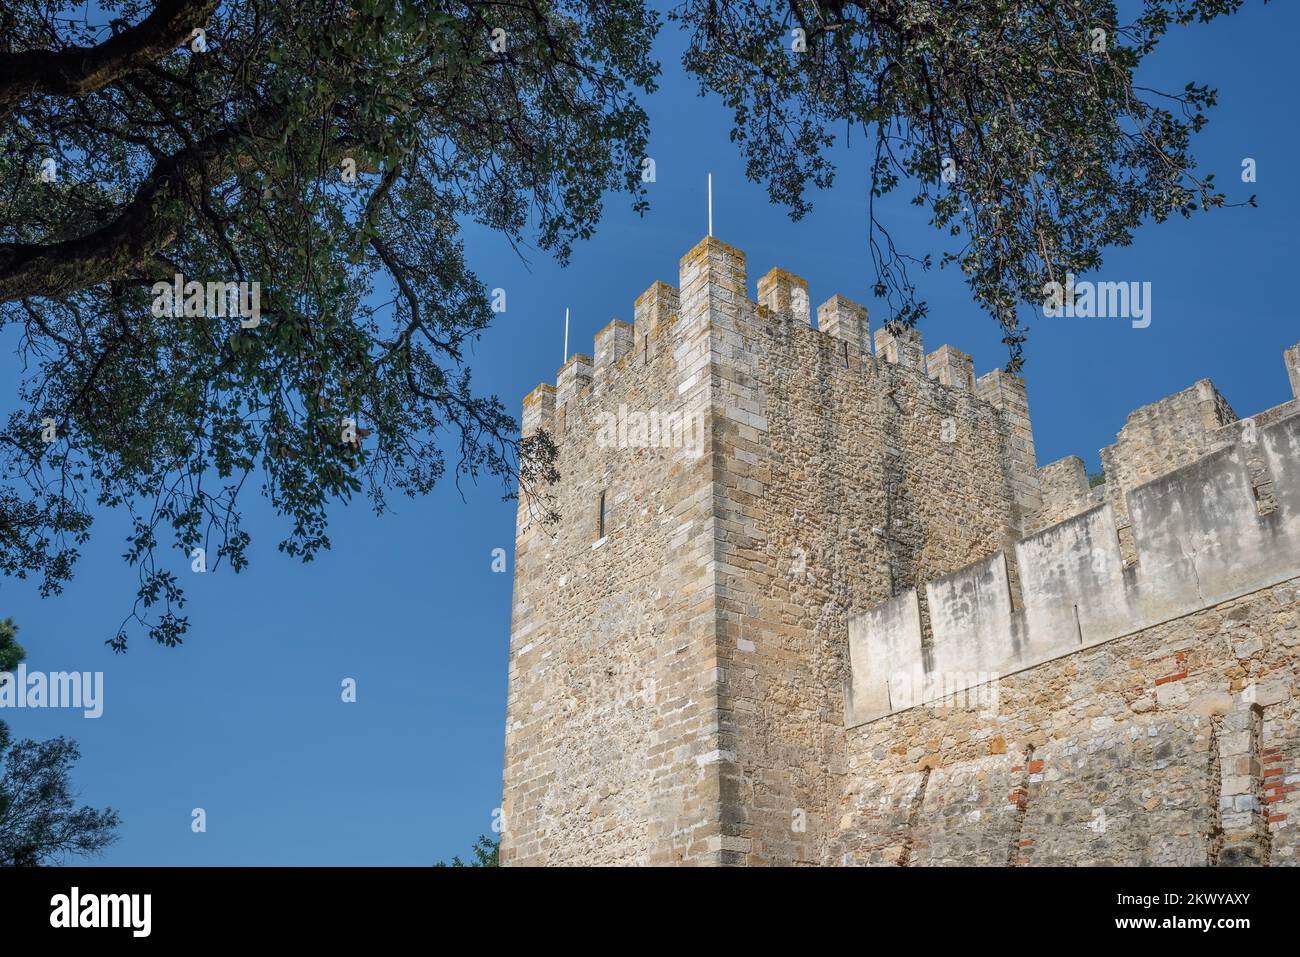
[501,236,1300,867]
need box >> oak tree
[0,0,655,648]
[672,0,1256,363]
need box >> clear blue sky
[0,2,1295,865]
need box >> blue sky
[0,1,1296,865]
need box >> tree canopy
[0,618,120,865]
[1,0,650,648]
[0,0,1254,649]
[0,733,122,866]
[672,0,1255,362]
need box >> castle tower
[500,237,1041,865]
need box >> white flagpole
[563,307,570,364]
[708,173,713,237]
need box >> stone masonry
[500,235,1300,866]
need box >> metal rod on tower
[563,307,569,364]
[708,173,713,237]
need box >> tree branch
[0,0,220,119]
[0,102,284,303]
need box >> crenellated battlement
[848,352,1300,725]
[518,236,1029,452]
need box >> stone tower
[502,237,1300,867]
[500,236,1046,865]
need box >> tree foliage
[0,1,1259,649]
[0,618,120,866]
[0,618,23,673]
[0,0,654,649]
[672,0,1257,365]
[0,733,122,866]
[433,833,499,866]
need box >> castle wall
[504,237,1034,865]
[687,245,1025,865]
[1098,379,1238,525]
[841,390,1300,866]
[975,368,1042,533]
[502,273,724,864]
[848,412,1300,724]
[835,576,1299,866]
[1034,455,1095,531]
[503,234,1300,867]
[1030,353,1300,543]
